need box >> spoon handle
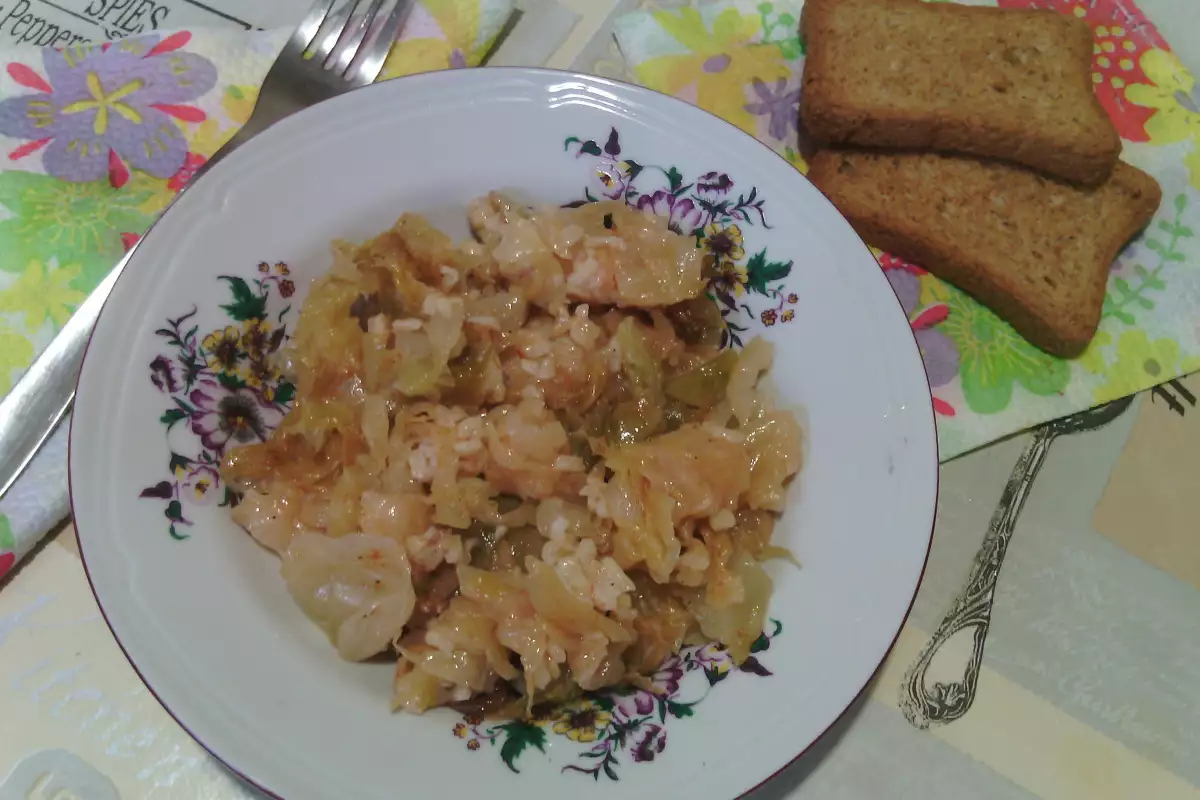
[899,424,1056,728]
[899,396,1136,729]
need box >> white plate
[70,68,937,800]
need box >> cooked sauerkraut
[221,193,803,718]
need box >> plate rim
[68,65,940,800]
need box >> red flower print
[108,149,130,189]
[121,232,141,251]
[169,152,207,192]
[883,260,960,418]
[931,397,957,417]
[995,0,1169,141]
[877,252,928,276]
[0,551,13,579]
[761,309,778,326]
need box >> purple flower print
[590,159,630,200]
[181,464,221,506]
[0,32,217,184]
[631,724,667,763]
[702,54,731,73]
[619,691,656,718]
[885,268,960,388]
[696,171,733,198]
[650,657,684,695]
[744,77,802,142]
[635,190,705,235]
[616,655,684,717]
[150,354,182,393]
[188,379,280,453]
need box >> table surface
[4,1,1200,799]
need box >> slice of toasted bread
[806,149,1161,358]
[800,0,1121,187]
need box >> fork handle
[0,248,124,501]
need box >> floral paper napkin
[0,0,514,581]
[614,0,1200,459]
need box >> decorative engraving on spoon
[899,396,1136,729]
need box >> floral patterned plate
[69,68,937,800]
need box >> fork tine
[289,0,336,53]
[310,0,358,64]
[348,0,416,85]
[329,0,386,75]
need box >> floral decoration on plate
[139,262,295,539]
[456,620,783,779]
[564,126,797,348]
[133,128,789,781]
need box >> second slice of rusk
[806,149,1162,358]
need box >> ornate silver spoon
[899,396,1136,729]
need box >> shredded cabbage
[222,194,804,717]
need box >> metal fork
[0,0,416,502]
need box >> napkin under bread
[800,0,1121,187]
[806,149,1162,358]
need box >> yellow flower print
[127,172,176,217]
[635,7,789,133]
[551,702,611,744]
[0,321,34,393]
[703,222,745,262]
[1095,329,1181,400]
[238,318,282,398]
[712,258,749,297]
[222,85,258,127]
[240,358,282,399]
[240,317,272,354]
[183,469,218,504]
[1126,50,1200,144]
[0,260,87,330]
[1077,329,1113,375]
[379,0,498,79]
[186,85,259,160]
[1125,49,1200,188]
[203,325,242,372]
[1185,149,1200,193]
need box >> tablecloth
[1,2,1199,798]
